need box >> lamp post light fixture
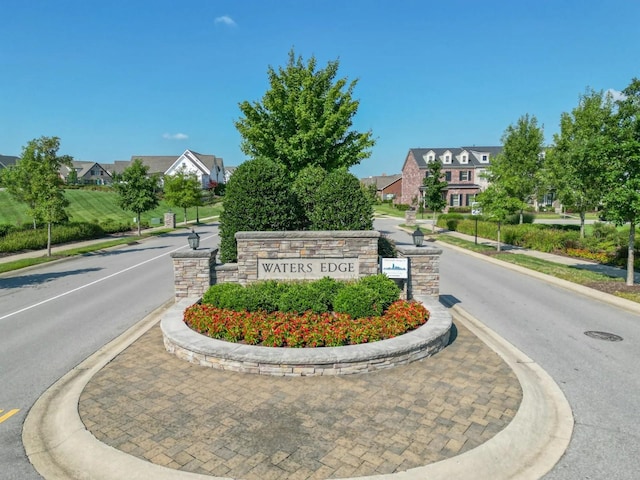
[412,226,424,247]
[187,229,200,250]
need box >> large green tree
[3,136,72,256]
[112,159,159,236]
[234,49,375,175]
[488,114,545,223]
[546,89,614,238]
[477,183,520,252]
[421,160,448,233]
[602,78,640,285]
[163,167,203,225]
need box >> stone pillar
[405,209,416,226]
[397,245,442,299]
[170,248,217,301]
[164,212,176,228]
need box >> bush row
[0,220,131,253]
[202,274,401,319]
[184,299,429,347]
[438,216,638,267]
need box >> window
[481,154,488,162]
[461,155,468,163]
[450,194,462,207]
[459,171,472,181]
[444,155,451,163]
[445,171,451,181]
[466,194,476,206]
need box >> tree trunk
[183,208,188,226]
[47,222,52,257]
[580,211,586,239]
[432,211,437,234]
[519,209,524,225]
[497,222,502,252]
[627,222,635,286]
[137,212,142,236]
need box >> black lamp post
[412,226,424,247]
[188,229,200,250]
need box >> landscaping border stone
[161,296,452,376]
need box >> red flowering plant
[183,300,430,348]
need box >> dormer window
[481,154,489,162]
[443,150,452,164]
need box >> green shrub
[202,283,246,309]
[309,169,373,231]
[333,283,381,319]
[219,158,303,262]
[276,282,330,314]
[378,235,397,258]
[357,274,400,310]
[505,212,535,224]
[0,224,19,237]
[394,203,411,211]
[0,221,106,253]
[291,165,326,229]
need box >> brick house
[400,147,502,210]
[360,173,402,201]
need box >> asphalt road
[3,218,639,479]
[377,217,640,479]
[0,225,221,479]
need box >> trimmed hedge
[202,274,400,320]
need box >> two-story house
[400,147,502,210]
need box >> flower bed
[184,300,429,348]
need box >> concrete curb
[161,296,452,375]
[22,297,572,480]
[435,240,640,316]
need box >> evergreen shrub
[333,283,381,319]
[219,158,302,262]
[309,169,373,231]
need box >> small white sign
[381,258,408,279]
[471,202,482,216]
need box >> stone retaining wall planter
[161,296,452,376]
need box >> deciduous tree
[488,114,545,223]
[546,89,614,238]
[476,183,520,252]
[112,159,159,236]
[3,136,72,255]
[421,160,448,233]
[602,78,640,285]
[163,167,203,225]
[235,49,375,175]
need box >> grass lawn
[0,189,223,226]
[435,234,640,304]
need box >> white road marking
[0,234,218,321]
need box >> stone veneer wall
[397,245,441,298]
[164,212,176,228]
[170,249,217,301]
[233,231,380,285]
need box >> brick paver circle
[80,322,522,479]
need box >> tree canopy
[163,168,203,225]
[112,159,159,236]
[601,78,640,285]
[421,160,448,233]
[234,49,375,175]
[546,89,614,237]
[2,136,72,255]
[488,114,545,223]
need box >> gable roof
[408,146,502,169]
[0,155,18,169]
[361,173,402,190]
[60,161,112,178]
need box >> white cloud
[607,88,626,102]
[162,133,188,140]
[215,15,237,27]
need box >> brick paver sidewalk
[80,322,521,479]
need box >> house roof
[360,173,402,190]
[60,161,112,178]
[115,150,225,176]
[409,146,502,169]
[0,155,18,169]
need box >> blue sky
[2,0,639,178]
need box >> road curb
[22,296,572,480]
[435,240,640,316]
